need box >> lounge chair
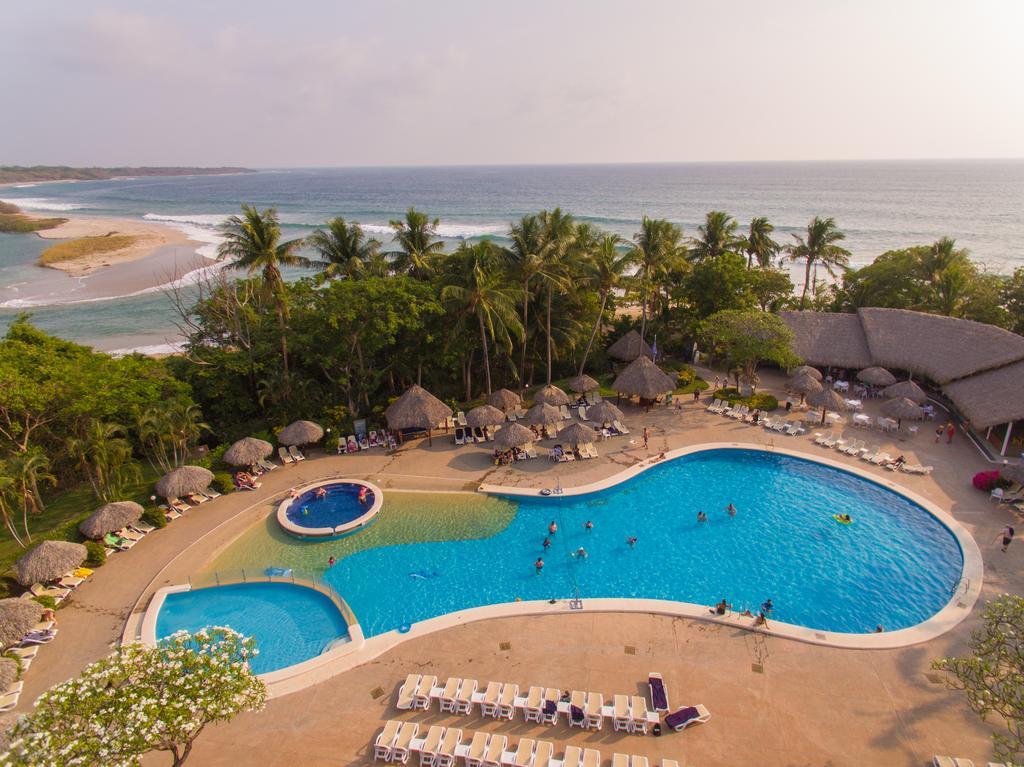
[454,428,466,446]
[288,445,306,461]
[648,672,669,712]
[480,681,502,717]
[532,741,554,767]
[203,486,223,498]
[0,681,24,713]
[613,694,631,732]
[439,677,461,713]
[414,674,437,710]
[457,411,468,427]
[859,445,880,462]
[7,646,37,663]
[523,686,544,722]
[629,695,650,734]
[455,678,477,714]
[464,732,490,767]
[664,703,711,731]
[559,405,571,420]
[582,749,601,767]
[902,463,934,475]
[705,398,724,413]
[612,420,630,435]
[661,761,680,767]
[613,755,630,767]
[584,691,604,730]
[118,527,145,542]
[578,405,588,420]
[396,673,421,710]
[168,497,191,512]
[512,738,535,767]
[417,725,444,767]
[103,532,136,551]
[30,583,70,601]
[525,444,538,459]
[562,745,583,767]
[56,574,85,588]
[630,757,649,767]
[482,734,506,767]
[346,435,359,453]
[568,690,587,729]
[497,682,518,719]
[542,688,560,725]
[870,452,894,465]
[131,520,157,534]
[544,424,557,440]
[20,628,58,645]
[392,722,419,765]
[163,507,182,521]
[278,446,296,464]
[435,728,462,767]
[256,457,277,472]
[473,427,486,444]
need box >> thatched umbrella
[612,356,676,401]
[857,366,897,387]
[790,365,823,381]
[787,372,823,404]
[586,400,624,425]
[0,659,17,692]
[79,501,143,540]
[466,405,506,429]
[494,423,536,450]
[882,397,925,428]
[384,384,453,446]
[557,422,599,446]
[523,402,563,426]
[222,437,273,467]
[278,420,324,446]
[534,384,571,407]
[882,379,928,404]
[14,540,87,586]
[567,374,600,394]
[488,388,521,412]
[0,598,42,648]
[607,329,653,362]
[155,466,214,500]
[807,387,849,425]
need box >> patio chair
[612,694,631,732]
[438,677,461,713]
[664,703,711,731]
[464,732,490,767]
[435,728,462,767]
[278,446,295,464]
[395,673,421,710]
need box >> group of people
[534,519,638,572]
[493,447,528,465]
[934,422,957,444]
[233,471,262,490]
[697,503,738,523]
[708,597,774,627]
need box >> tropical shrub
[84,541,106,567]
[675,365,697,387]
[30,594,57,611]
[747,393,779,411]
[142,506,168,529]
[212,472,234,495]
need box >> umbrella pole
[820,408,827,425]
[428,428,433,447]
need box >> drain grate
[814,633,827,641]
[925,673,944,685]
[751,663,764,673]
[624,645,637,655]
[498,641,512,651]
[370,686,384,699]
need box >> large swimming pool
[320,449,963,636]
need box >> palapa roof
[557,422,599,445]
[790,365,822,381]
[0,659,17,692]
[612,356,676,399]
[606,329,653,362]
[943,360,1024,429]
[494,422,536,449]
[277,420,324,446]
[787,372,823,395]
[882,379,928,404]
[14,540,87,586]
[533,384,571,406]
[567,374,600,393]
[79,501,143,539]
[523,402,562,426]
[856,366,897,386]
[487,388,521,411]
[1000,463,1024,485]
[384,385,452,430]
[223,437,274,466]
[155,465,214,499]
[882,397,925,420]
[0,598,42,648]
[466,405,506,428]
[806,387,848,413]
[778,311,872,369]
[585,400,624,424]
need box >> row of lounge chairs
[933,757,1011,767]
[340,431,397,453]
[456,427,494,445]
[811,433,933,474]
[158,485,222,520]
[549,444,599,462]
[3,613,61,712]
[278,445,306,464]
[760,417,805,436]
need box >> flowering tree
[6,628,266,767]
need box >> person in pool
[726,503,737,517]
[584,520,593,531]
[289,488,299,499]
[315,487,327,500]
[548,521,558,535]
[328,556,335,568]
[697,511,707,522]
[836,513,853,523]
[358,485,369,504]
[542,536,552,549]
[574,547,588,559]
[534,557,544,573]
[626,536,638,548]
[709,598,731,616]
[760,599,774,616]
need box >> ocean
[1,160,1022,353]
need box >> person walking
[935,424,945,443]
[946,423,955,445]
[643,427,650,449]
[998,526,1015,552]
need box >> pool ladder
[950,576,970,599]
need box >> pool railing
[187,568,359,628]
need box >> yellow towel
[73,568,93,578]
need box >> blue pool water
[286,482,374,530]
[156,582,349,674]
[325,449,964,636]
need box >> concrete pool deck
[14,365,1022,766]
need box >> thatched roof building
[567,374,600,393]
[0,598,42,648]
[606,330,653,362]
[79,501,143,540]
[223,437,274,467]
[523,402,562,426]
[791,365,822,381]
[779,311,872,369]
[385,385,452,430]
[156,466,214,499]
[557,422,599,445]
[882,379,927,403]
[466,405,506,428]
[14,540,87,586]
[585,400,624,425]
[807,387,848,415]
[278,420,324,446]
[943,360,1024,430]
[488,389,521,411]
[882,397,925,421]
[494,423,535,450]
[787,372,822,395]
[533,384,571,407]
[612,356,676,400]
[856,366,897,386]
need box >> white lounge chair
[525,444,538,459]
[613,754,630,767]
[0,681,24,713]
[482,734,506,767]
[578,405,588,420]
[417,725,444,767]
[479,681,502,717]
[413,674,437,710]
[392,722,419,764]
[629,695,650,734]
[130,520,157,534]
[523,686,544,722]
[784,420,805,436]
[871,452,894,465]
[542,687,560,725]
[497,682,518,719]
[562,745,583,767]
[455,679,476,714]
[512,738,535,767]
[396,673,420,710]
[278,446,295,464]
[584,691,604,730]
[454,428,466,446]
[374,720,402,761]
[582,749,601,767]
[464,732,489,767]
[612,420,630,435]
[288,445,305,461]
[30,583,70,601]
[439,677,461,713]
[567,690,587,729]
[559,405,572,420]
[457,411,468,427]
[630,756,649,767]
[664,703,711,731]
[532,741,554,767]
[903,463,934,475]
[613,694,631,732]
[435,728,462,767]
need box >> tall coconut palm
[743,216,781,268]
[786,216,851,308]
[630,216,685,342]
[66,420,140,501]
[306,216,382,280]
[920,237,973,316]
[537,209,577,384]
[5,449,54,542]
[440,242,523,395]
[578,233,631,375]
[0,471,25,548]
[506,214,550,390]
[219,206,311,376]
[389,208,445,278]
[690,210,741,262]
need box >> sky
[4,1,1024,167]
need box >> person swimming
[328,556,335,568]
[301,506,310,516]
[726,503,737,517]
[574,547,588,559]
[542,537,552,549]
[835,513,852,523]
[358,486,369,504]
[534,557,544,573]
[315,487,327,500]
[697,511,707,522]
[548,521,558,535]
[584,520,593,531]
[626,536,638,548]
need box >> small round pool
[277,479,382,539]
[155,582,350,674]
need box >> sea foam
[143,213,227,258]
[0,197,84,211]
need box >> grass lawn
[0,203,67,233]
[38,233,138,265]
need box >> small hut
[586,400,624,426]
[882,379,928,404]
[807,387,849,425]
[606,329,653,362]
[557,422,599,446]
[534,384,571,407]
[14,540,87,586]
[790,365,823,381]
[278,420,324,446]
[882,397,925,427]
[222,437,274,467]
[156,466,214,500]
[787,372,823,404]
[567,374,600,395]
[857,366,897,387]
[79,501,144,540]
[523,402,562,427]
[488,388,521,412]
[612,356,676,402]
[384,384,453,446]
[466,405,506,430]
[494,423,536,451]
[0,598,43,648]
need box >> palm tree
[537,209,576,384]
[743,216,781,268]
[0,470,26,548]
[440,242,523,395]
[578,233,631,375]
[218,205,311,376]
[919,237,974,315]
[786,216,851,308]
[66,420,140,501]
[505,215,549,389]
[306,217,382,280]
[631,216,685,342]
[389,208,445,278]
[5,449,54,542]
[690,210,741,262]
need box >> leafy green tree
[66,420,140,501]
[833,247,931,311]
[7,628,267,767]
[218,205,311,376]
[389,208,445,278]
[4,448,55,542]
[578,233,631,375]
[506,214,551,389]
[677,252,755,320]
[631,216,686,342]
[785,216,851,308]
[748,267,795,312]
[137,402,209,473]
[1002,267,1024,334]
[933,594,1024,765]
[743,216,781,268]
[690,210,741,262]
[0,470,26,547]
[306,216,382,280]
[701,309,800,387]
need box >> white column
[1001,422,1014,456]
